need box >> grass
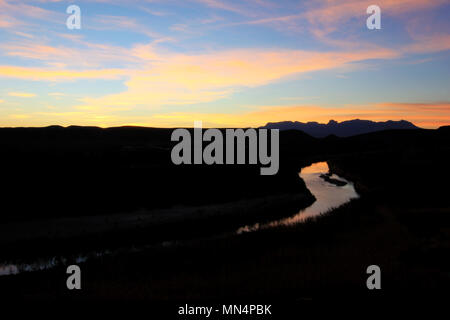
[3,192,448,301]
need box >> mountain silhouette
[261,119,419,138]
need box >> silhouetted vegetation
[1,124,450,302]
[0,126,311,222]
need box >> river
[237,161,359,233]
[0,161,358,276]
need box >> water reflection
[0,265,18,276]
[237,161,359,233]
[0,251,104,277]
[0,243,173,277]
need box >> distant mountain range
[261,119,420,138]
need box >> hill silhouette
[1,124,450,301]
[261,119,419,137]
[0,126,313,223]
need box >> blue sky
[0,0,449,128]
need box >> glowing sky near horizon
[0,0,449,128]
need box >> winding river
[237,161,359,233]
[0,161,358,276]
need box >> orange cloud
[1,1,448,129]
[0,66,131,81]
[139,102,450,129]
[2,101,448,129]
[193,0,255,16]
[8,92,36,98]
[0,40,139,68]
[0,0,63,25]
[306,0,447,29]
[75,46,399,111]
[402,34,450,55]
[89,14,162,38]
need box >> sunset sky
[0,0,449,128]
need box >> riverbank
[4,193,449,301]
[2,171,450,301]
[0,190,314,263]
[2,127,450,302]
[319,173,347,187]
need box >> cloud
[192,0,252,16]
[0,110,123,128]
[0,37,399,110]
[0,39,140,68]
[1,0,449,128]
[140,7,169,17]
[0,66,131,81]
[0,0,63,28]
[8,92,36,98]
[402,34,450,55]
[228,0,449,45]
[140,101,450,129]
[0,15,21,28]
[305,0,448,31]
[2,100,448,129]
[88,14,161,38]
[74,46,399,111]
[13,31,34,38]
[7,36,444,114]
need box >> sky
[0,0,449,128]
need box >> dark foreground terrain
[1,125,450,304]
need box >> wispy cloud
[0,0,63,27]
[0,66,131,81]
[74,46,399,111]
[192,0,252,16]
[0,0,448,128]
[142,101,450,129]
[0,39,141,68]
[8,92,36,98]
[88,14,162,38]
